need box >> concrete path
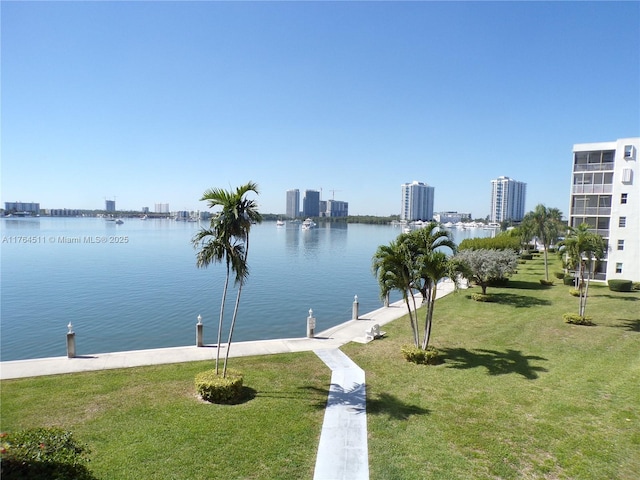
[313,348,368,480]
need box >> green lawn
[2,254,639,479]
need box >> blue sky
[2,1,638,218]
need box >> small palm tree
[372,240,420,347]
[522,204,564,281]
[192,182,262,377]
[559,223,606,318]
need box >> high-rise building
[286,189,300,218]
[105,199,116,212]
[570,138,639,282]
[155,203,169,214]
[400,181,434,221]
[327,200,349,217]
[303,190,320,217]
[4,201,40,215]
[490,176,526,223]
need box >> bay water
[1,217,491,361]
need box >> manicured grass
[2,255,639,479]
[1,354,330,479]
[343,256,640,479]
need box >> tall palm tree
[192,182,262,377]
[522,204,564,281]
[559,223,606,317]
[372,240,420,347]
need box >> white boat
[276,219,285,227]
[115,219,124,225]
[302,218,316,230]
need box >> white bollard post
[352,295,359,320]
[66,322,76,358]
[307,309,316,338]
[196,314,204,347]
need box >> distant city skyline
[2,2,638,217]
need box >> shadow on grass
[592,294,639,301]
[505,280,552,290]
[611,318,640,332]
[488,293,552,308]
[441,348,548,379]
[303,385,429,420]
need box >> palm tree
[401,223,457,350]
[522,204,564,281]
[372,239,420,347]
[559,223,606,317]
[192,182,262,377]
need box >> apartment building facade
[489,176,527,223]
[400,181,434,221]
[286,189,300,218]
[570,138,639,282]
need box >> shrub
[563,313,594,326]
[471,293,493,302]
[517,259,527,264]
[554,271,565,279]
[487,277,509,287]
[634,282,640,291]
[195,369,244,404]
[563,276,575,286]
[0,427,95,480]
[458,236,521,251]
[569,288,581,297]
[607,279,633,292]
[539,279,554,286]
[401,345,440,365]
[520,253,533,261]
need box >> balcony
[572,185,613,194]
[573,162,614,172]
[570,207,611,216]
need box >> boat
[302,218,316,230]
[276,219,285,227]
[115,219,124,225]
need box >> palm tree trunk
[404,292,419,348]
[223,236,250,378]
[215,264,230,374]
[543,247,549,281]
[421,283,433,350]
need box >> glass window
[599,196,611,207]
[603,150,615,162]
[624,145,634,159]
[617,240,624,251]
[619,217,626,228]
[587,151,602,164]
[616,263,623,274]
[604,172,614,184]
[597,217,609,229]
[621,193,628,204]
[574,152,588,165]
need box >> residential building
[400,181,434,221]
[303,190,320,217]
[155,203,170,214]
[105,199,116,212]
[490,176,526,223]
[4,201,40,215]
[286,189,300,218]
[570,138,639,282]
[327,200,349,217]
[433,211,472,224]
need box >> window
[624,145,635,160]
[619,217,626,228]
[617,240,624,251]
[621,193,628,204]
[616,263,623,274]
[622,168,633,184]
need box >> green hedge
[0,428,95,480]
[401,345,440,365]
[563,276,575,286]
[563,313,594,326]
[458,236,521,251]
[195,369,244,404]
[607,279,633,292]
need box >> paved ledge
[1,280,460,380]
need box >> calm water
[1,217,491,361]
